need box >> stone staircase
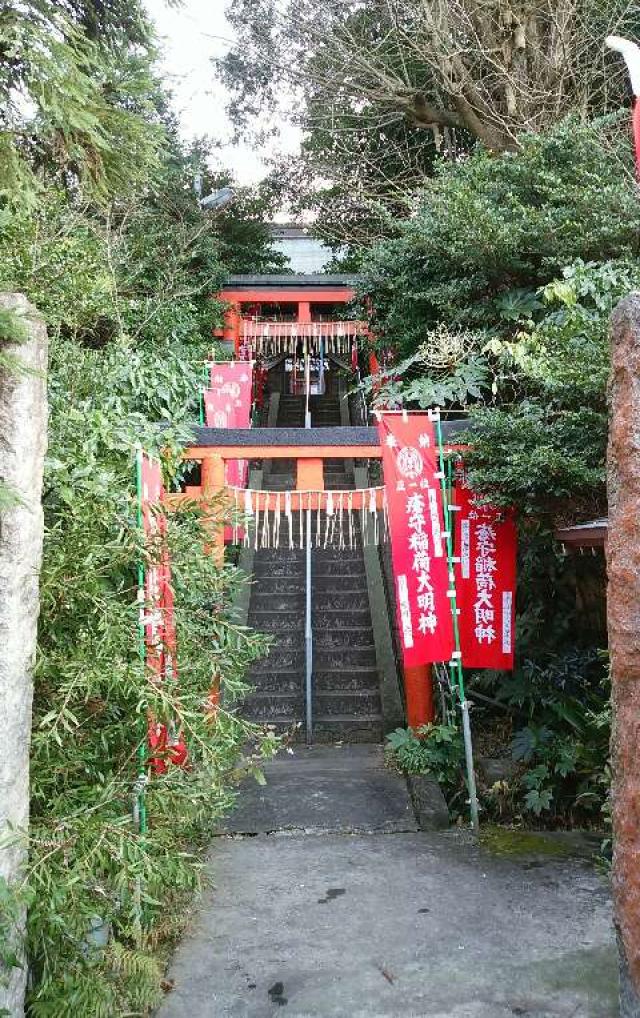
[242,372,383,743]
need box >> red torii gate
[216,274,362,356]
[164,424,467,729]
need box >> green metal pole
[200,362,209,426]
[433,414,480,832]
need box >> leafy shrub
[361,117,640,353]
[473,648,611,825]
[0,144,284,1018]
[386,724,465,794]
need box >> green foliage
[0,307,27,345]
[361,332,491,412]
[17,291,277,1014]
[463,257,640,518]
[364,118,623,834]
[386,724,464,787]
[361,118,640,355]
[0,1,164,207]
[508,650,611,822]
[0,12,287,1011]
[0,306,31,508]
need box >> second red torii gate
[164,423,468,730]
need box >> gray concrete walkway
[157,746,617,1018]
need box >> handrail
[304,351,312,742]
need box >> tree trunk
[0,294,48,1018]
[607,291,640,1017]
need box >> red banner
[206,361,253,428]
[378,413,454,666]
[140,454,166,682]
[453,473,517,670]
[205,361,253,491]
[140,453,185,772]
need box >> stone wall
[0,294,48,1017]
[607,291,640,1017]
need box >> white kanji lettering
[418,612,438,635]
[475,624,496,644]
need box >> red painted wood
[403,665,435,727]
[219,288,355,304]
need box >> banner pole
[433,416,480,833]
[133,446,149,941]
[134,445,148,838]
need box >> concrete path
[157,746,617,1018]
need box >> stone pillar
[0,294,48,1018]
[607,291,640,1017]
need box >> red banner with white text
[378,413,454,666]
[140,453,186,771]
[205,361,253,490]
[453,473,517,670]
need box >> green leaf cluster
[386,724,464,787]
[361,118,629,831]
[0,5,286,1011]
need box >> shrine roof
[222,274,360,290]
[188,420,469,447]
[555,518,607,547]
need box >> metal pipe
[460,699,480,832]
[305,351,311,427]
[305,500,313,744]
[304,363,313,743]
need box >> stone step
[314,645,377,668]
[324,480,352,491]
[313,573,368,592]
[250,649,305,672]
[314,628,375,649]
[314,667,380,691]
[242,693,304,721]
[251,593,305,612]
[248,611,305,631]
[265,480,296,491]
[241,718,306,741]
[252,578,308,595]
[313,610,373,630]
[253,575,368,595]
[312,549,365,563]
[313,591,371,610]
[247,670,303,693]
[313,715,383,743]
[314,691,381,715]
[252,561,307,578]
[313,560,367,577]
[254,549,306,564]
[251,630,304,649]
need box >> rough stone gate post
[0,294,48,1017]
[608,291,640,1018]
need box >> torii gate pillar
[403,665,435,728]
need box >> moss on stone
[479,825,575,857]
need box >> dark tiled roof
[188,421,468,447]
[223,274,359,289]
